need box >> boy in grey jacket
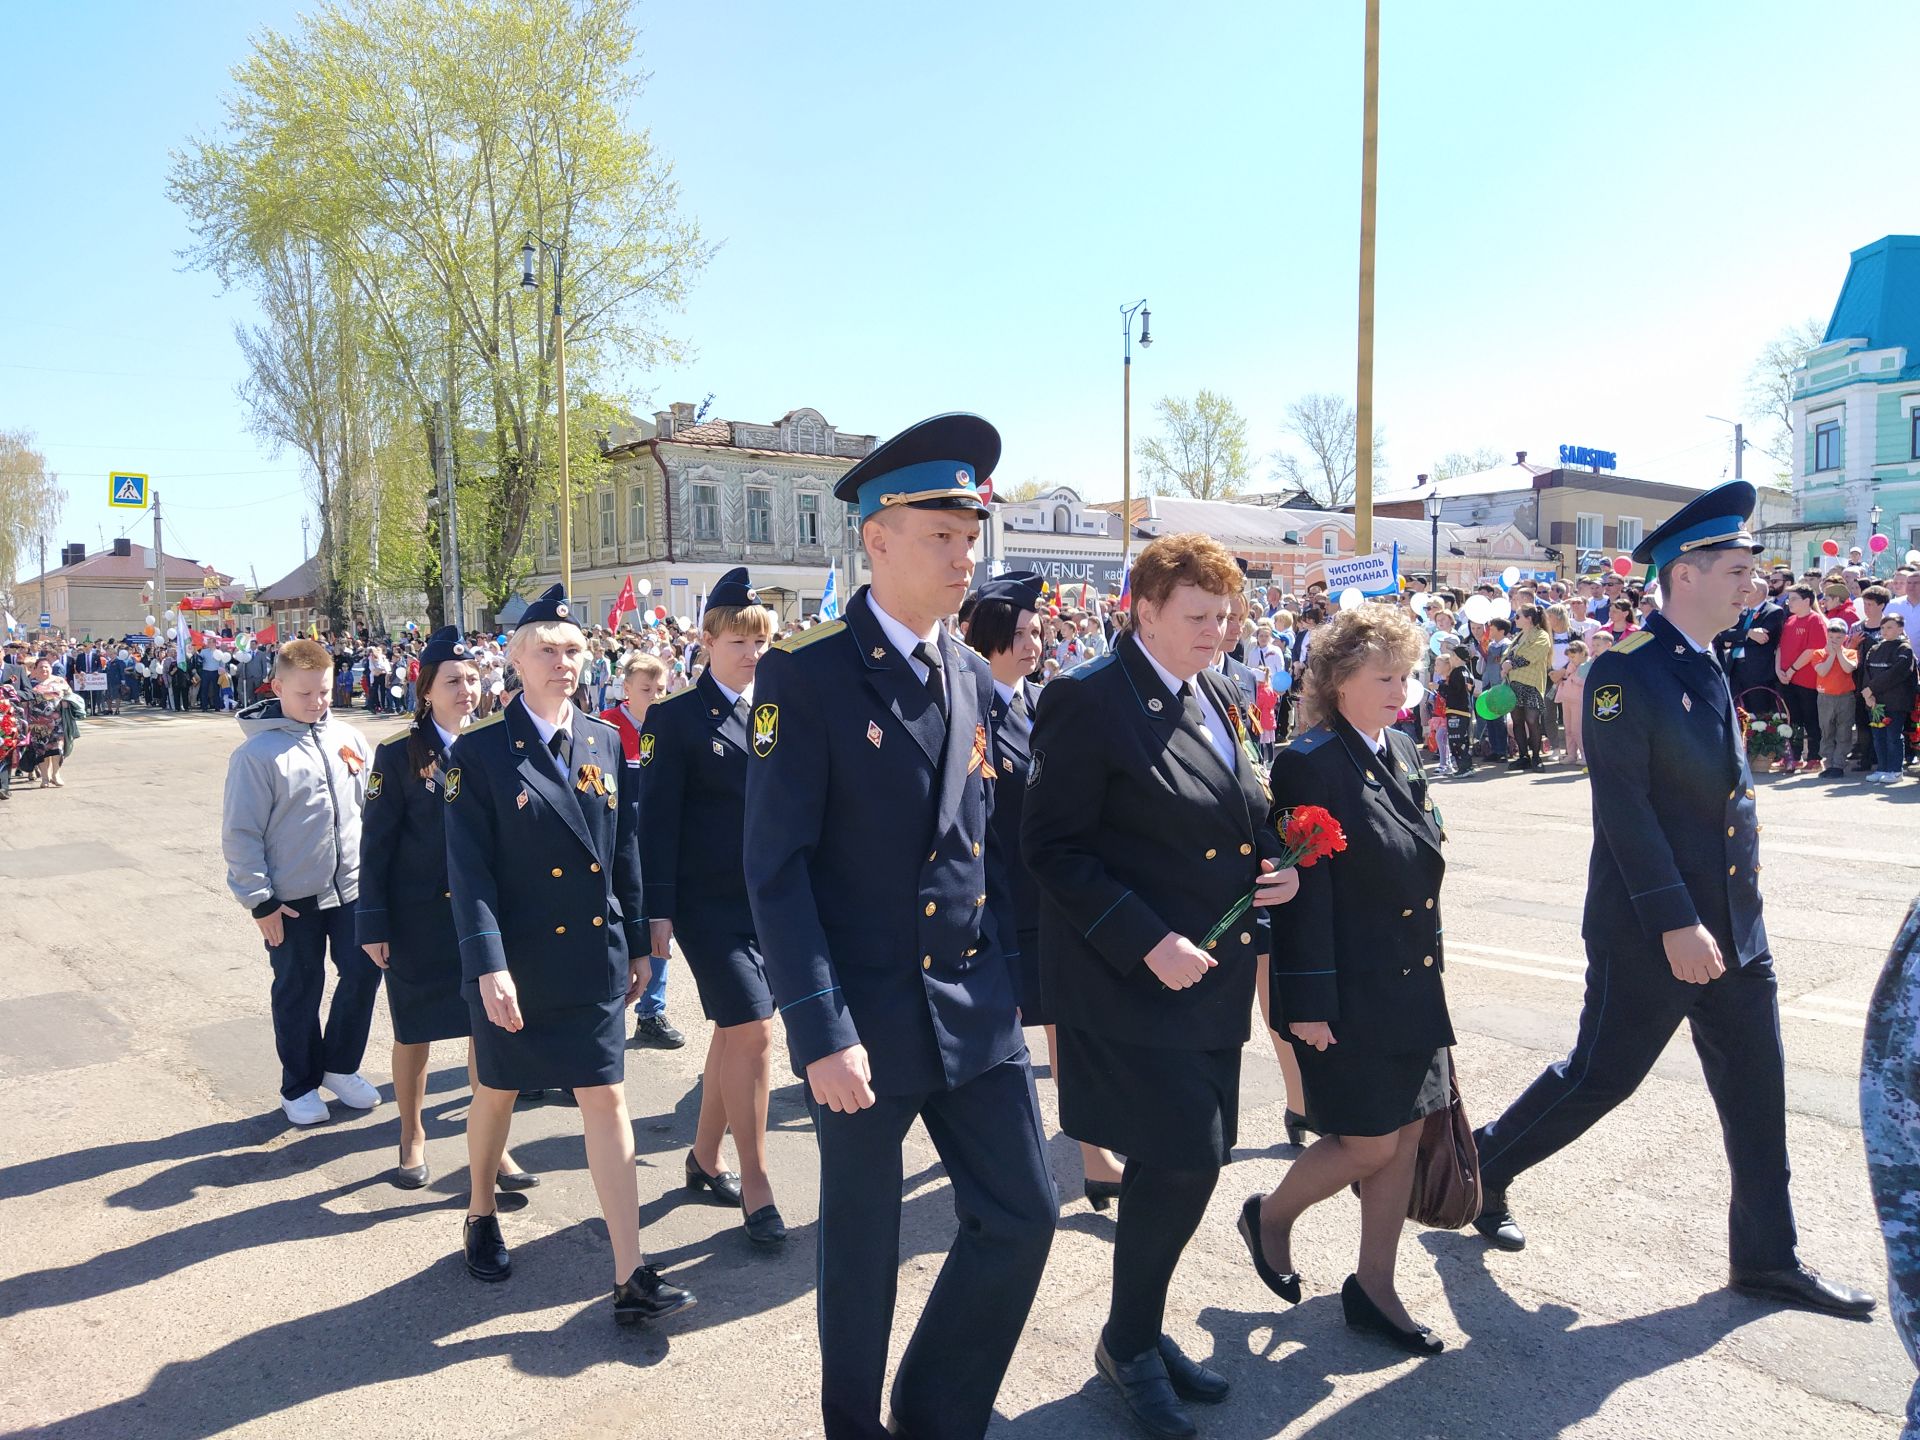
[223,638,382,1125]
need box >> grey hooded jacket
[223,698,373,915]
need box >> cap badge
[555,603,569,618]
[955,469,970,485]
[872,647,887,661]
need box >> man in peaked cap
[1471,482,1874,1319]
[745,415,1056,1440]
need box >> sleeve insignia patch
[752,703,779,756]
[1027,748,1045,788]
[638,732,656,767]
[1591,684,1623,722]
[366,770,383,799]
[444,767,462,802]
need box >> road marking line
[1791,994,1870,1014]
[1446,954,1866,1030]
[1450,941,1584,969]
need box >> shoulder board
[1611,631,1654,655]
[654,685,701,705]
[1286,725,1332,754]
[1057,652,1117,681]
[459,711,505,735]
[776,619,845,653]
[379,724,414,749]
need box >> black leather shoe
[1084,1179,1122,1211]
[496,1166,541,1191]
[1472,1187,1526,1251]
[1094,1337,1196,1439]
[685,1151,744,1204]
[1730,1264,1876,1318]
[1237,1194,1301,1304]
[742,1202,789,1245]
[1341,1274,1442,1355]
[463,1212,510,1282]
[1283,1109,1314,1147]
[613,1263,696,1325]
[1156,1335,1228,1404]
[631,1013,687,1049]
[393,1160,429,1190]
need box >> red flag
[255,623,279,646]
[608,574,638,629]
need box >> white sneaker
[321,1071,381,1109]
[281,1089,329,1125]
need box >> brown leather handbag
[1407,1055,1483,1230]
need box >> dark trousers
[1104,1160,1220,1358]
[1875,721,1906,774]
[806,1056,1056,1440]
[266,899,383,1100]
[1475,944,1798,1271]
[1783,683,1820,762]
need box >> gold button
[1425,898,1434,910]
[1727,826,1735,837]
[1205,848,1217,859]
[1239,843,1253,855]
[555,925,566,935]
[928,851,937,862]
[922,955,932,969]
[975,895,986,907]
[1728,865,1736,876]
[1401,908,1413,917]
[592,916,604,927]
[964,948,977,957]
[1206,940,1218,950]
[1746,788,1756,799]
[1240,931,1252,944]
[443,890,451,898]
[925,901,937,917]
[1423,955,1434,967]
[590,862,601,873]
[973,842,982,857]
[551,867,563,878]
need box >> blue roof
[1824,235,1920,379]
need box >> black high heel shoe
[1084,1179,1122,1212]
[1340,1274,1442,1355]
[1236,1195,1301,1304]
[684,1150,744,1205]
[1283,1109,1314,1148]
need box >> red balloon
[1821,539,1840,557]
[1870,533,1890,553]
[653,606,667,620]
[1610,555,1632,577]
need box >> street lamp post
[1119,299,1152,579]
[522,234,571,603]
[1422,476,1440,591]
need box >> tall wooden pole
[555,304,571,604]
[1353,0,1380,555]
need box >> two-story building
[521,403,875,626]
[1787,234,1920,570]
[18,539,232,641]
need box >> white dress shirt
[868,594,941,683]
[1138,643,1235,767]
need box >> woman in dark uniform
[444,586,693,1325]
[639,567,787,1244]
[357,626,536,1191]
[964,570,1125,1208]
[1239,602,1454,1356]
[1024,533,1299,1438]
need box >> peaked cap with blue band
[517,582,577,628]
[833,412,999,522]
[1633,479,1765,569]
[420,624,468,664]
[973,570,1045,612]
[707,566,759,608]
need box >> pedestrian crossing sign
[108,472,149,509]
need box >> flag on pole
[2,611,16,635]
[819,564,841,620]
[608,574,637,630]
[255,623,279,647]
[1117,558,1133,610]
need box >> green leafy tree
[1136,390,1251,501]
[0,430,64,600]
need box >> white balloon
[1405,676,1426,709]
[165,608,176,620]
[1907,549,1920,567]
[1491,597,1512,620]
[389,684,404,698]
[1501,565,1521,588]
[165,626,177,639]
[1461,594,1492,625]
[676,615,691,629]
[1338,588,1364,612]
[1408,591,1432,614]
[489,679,506,695]
[145,614,156,626]
[637,579,653,598]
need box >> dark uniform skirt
[677,924,775,1028]
[468,989,626,1091]
[1293,1042,1450,1139]
[1055,1024,1240,1169]
[384,956,471,1046]
[1011,927,1047,1027]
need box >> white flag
[820,565,840,621]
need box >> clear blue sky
[5,0,1914,589]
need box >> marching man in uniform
[1471,481,1874,1320]
[745,414,1057,1440]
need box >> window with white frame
[797,492,821,547]
[1615,515,1643,552]
[746,487,773,544]
[1321,532,1336,556]
[1576,512,1603,551]
[627,482,647,547]
[693,483,720,541]
[598,489,616,549]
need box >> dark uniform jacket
[355,726,458,965]
[638,669,752,934]
[1266,717,1453,1054]
[1582,609,1766,966]
[1717,597,1785,700]
[744,588,1020,1095]
[987,677,1041,939]
[444,696,648,1010]
[1021,632,1282,1051]
[1864,634,1917,718]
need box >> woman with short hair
[1241,603,1455,1356]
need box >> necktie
[1178,681,1222,762]
[547,727,571,783]
[913,642,947,720]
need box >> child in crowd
[600,651,681,1048]
[1560,639,1590,767]
[1253,676,1279,763]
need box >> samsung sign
[1559,444,1617,471]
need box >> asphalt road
[1,705,1914,1439]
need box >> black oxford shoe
[463,1212,510,1282]
[1731,1264,1876,1318]
[1472,1188,1526,1251]
[1156,1335,1228,1404]
[613,1263,696,1325]
[684,1150,744,1205]
[1094,1336,1196,1439]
